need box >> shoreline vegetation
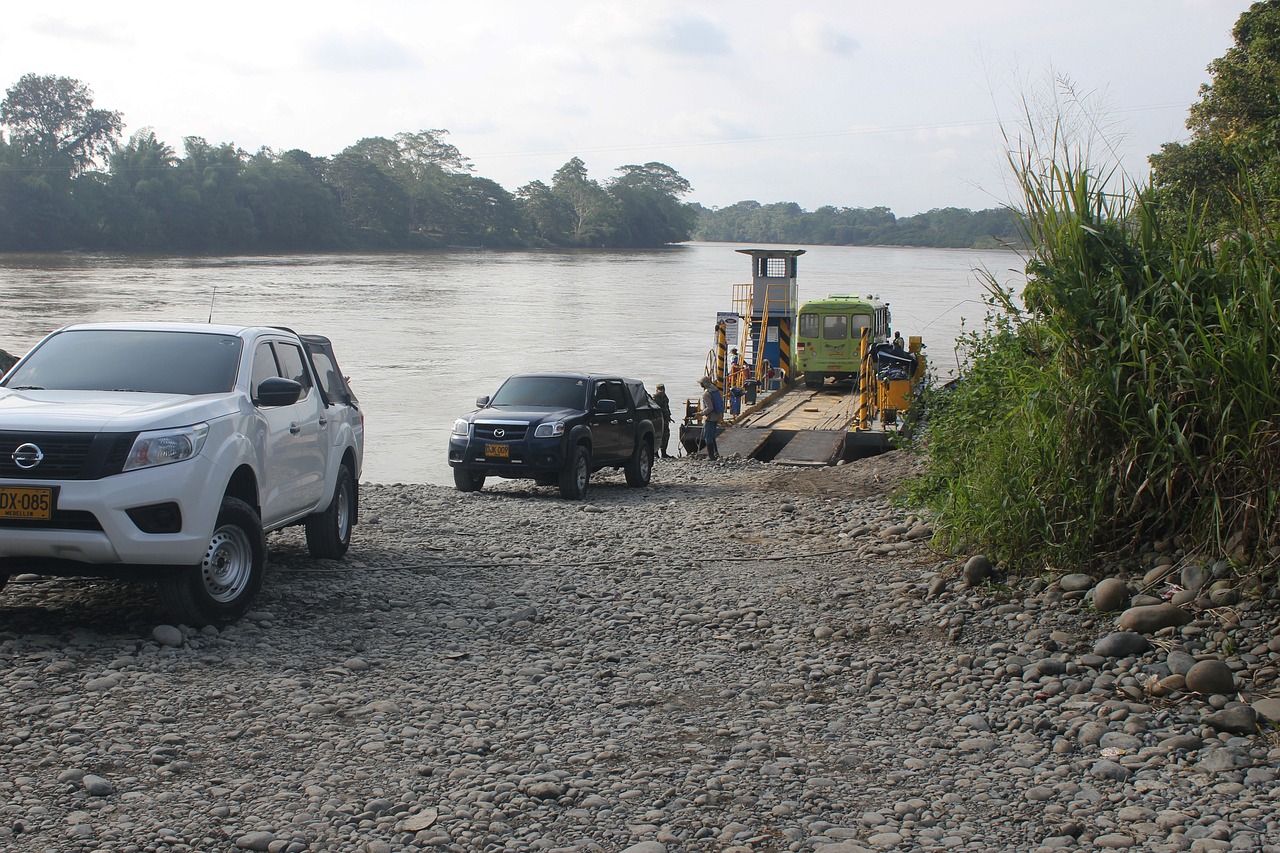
[0,73,1016,255]
[905,1,1280,588]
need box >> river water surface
[0,243,1023,485]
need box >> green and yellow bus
[795,295,891,388]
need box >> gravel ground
[2,451,1279,853]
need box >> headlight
[452,418,471,437]
[124,423,209,471]
[534,421,565,438]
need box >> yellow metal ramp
[771,429,846,466]
[718,427,774,459]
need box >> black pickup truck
[448,372,659,499]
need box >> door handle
[289,422,301,435]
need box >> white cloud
[30,17,135,47]
[646,13,733,57]
[306,30,423,72]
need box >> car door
[589,380,624,460]
[273,341,327,510]
[302,335,362,452]
[613,381,640,458]
[251,341,325,524]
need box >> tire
[558,444,590,500]
[157,497,266,626]
[305,463,355,559]
[624,437,653,487]
[453,468,485,492]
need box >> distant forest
[0,73,1020,253]
[691,201,1022,249]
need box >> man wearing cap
[653,383,673,458]
[698,376,723,460]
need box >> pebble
[1,452,1277,853]
[1186,659,1236,694]
[81,774,114,796]
[152,623,184,647]
[1116,602,1194,632]
[1092,577,1129,611]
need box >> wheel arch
[223,464,260,517]
[566,424,593,452]
[340,447,360,526]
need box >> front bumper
[0,454,228,569]
[448,434,566,477]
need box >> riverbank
[1,453,1278,852]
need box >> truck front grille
[0,431,137,481]
[473,423,530,442]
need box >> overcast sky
[0,1,1254,216]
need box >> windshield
[3,329,243,395]
[490,376,588,409]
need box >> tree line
[691,201,1022,249]
[0,72,1021,254]
[0,74,697,252]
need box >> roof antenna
[207,287,217,323]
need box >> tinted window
[823,315,848,340]
[251,342,279,397]
[595,381,629,409]
[275,343,312,391]
[799,313,820,338]
[4,330,242,395]
[491,376,588,409]
[309,349,345,403]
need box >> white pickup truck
[0,322,364,624]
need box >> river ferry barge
[681,248,926,465]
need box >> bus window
[823,315,848,340]
[799,313,820,338]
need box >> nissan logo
[493,428,506,438]
[12,442,44,470]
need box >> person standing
[653,383,674,458]
[698,376,723,460]
[728,347,744,387]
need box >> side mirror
[594,399,618,414]
[256,377,303,407]
[476,395,491,408]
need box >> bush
[907,157,1280,572]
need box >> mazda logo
[12,442,44,470]
[493,428,506,438]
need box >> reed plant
[908,142,1280,573]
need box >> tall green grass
[908,145,1280,572]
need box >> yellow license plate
[0,485,54,520]
[485,443,510,458]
